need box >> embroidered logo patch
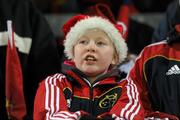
[99,93,118,108]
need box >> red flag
[5,20,26,120]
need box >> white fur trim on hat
[64,16,128,63]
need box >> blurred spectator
[125,0,180,117]
[126,24,180,119]
[152,0,180,43]
[0,0,61,119]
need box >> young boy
[33,15,145,120]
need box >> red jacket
[127,41,180,119]
[34,61,145,120]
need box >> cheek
[73,48,83,63]
[73,56,82,70]
[73,46,81,58]
[100,52,114,64]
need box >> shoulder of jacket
[145,40,167,49]
[139,41,167,56]
[44,73,67,85]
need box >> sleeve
[108,80,145,120]
[125,48,153,112]
[33,74,86,120]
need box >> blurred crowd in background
[32,0,172,55]
[32,0,171,13]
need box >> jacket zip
[83,78,95,115]
[90,86,94,115]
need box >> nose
[87,41,96,52]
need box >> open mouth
[85,55,97,61]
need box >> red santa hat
[62,14,128,63]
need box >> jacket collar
[61,60,125,85]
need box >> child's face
[73,28,118,78]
